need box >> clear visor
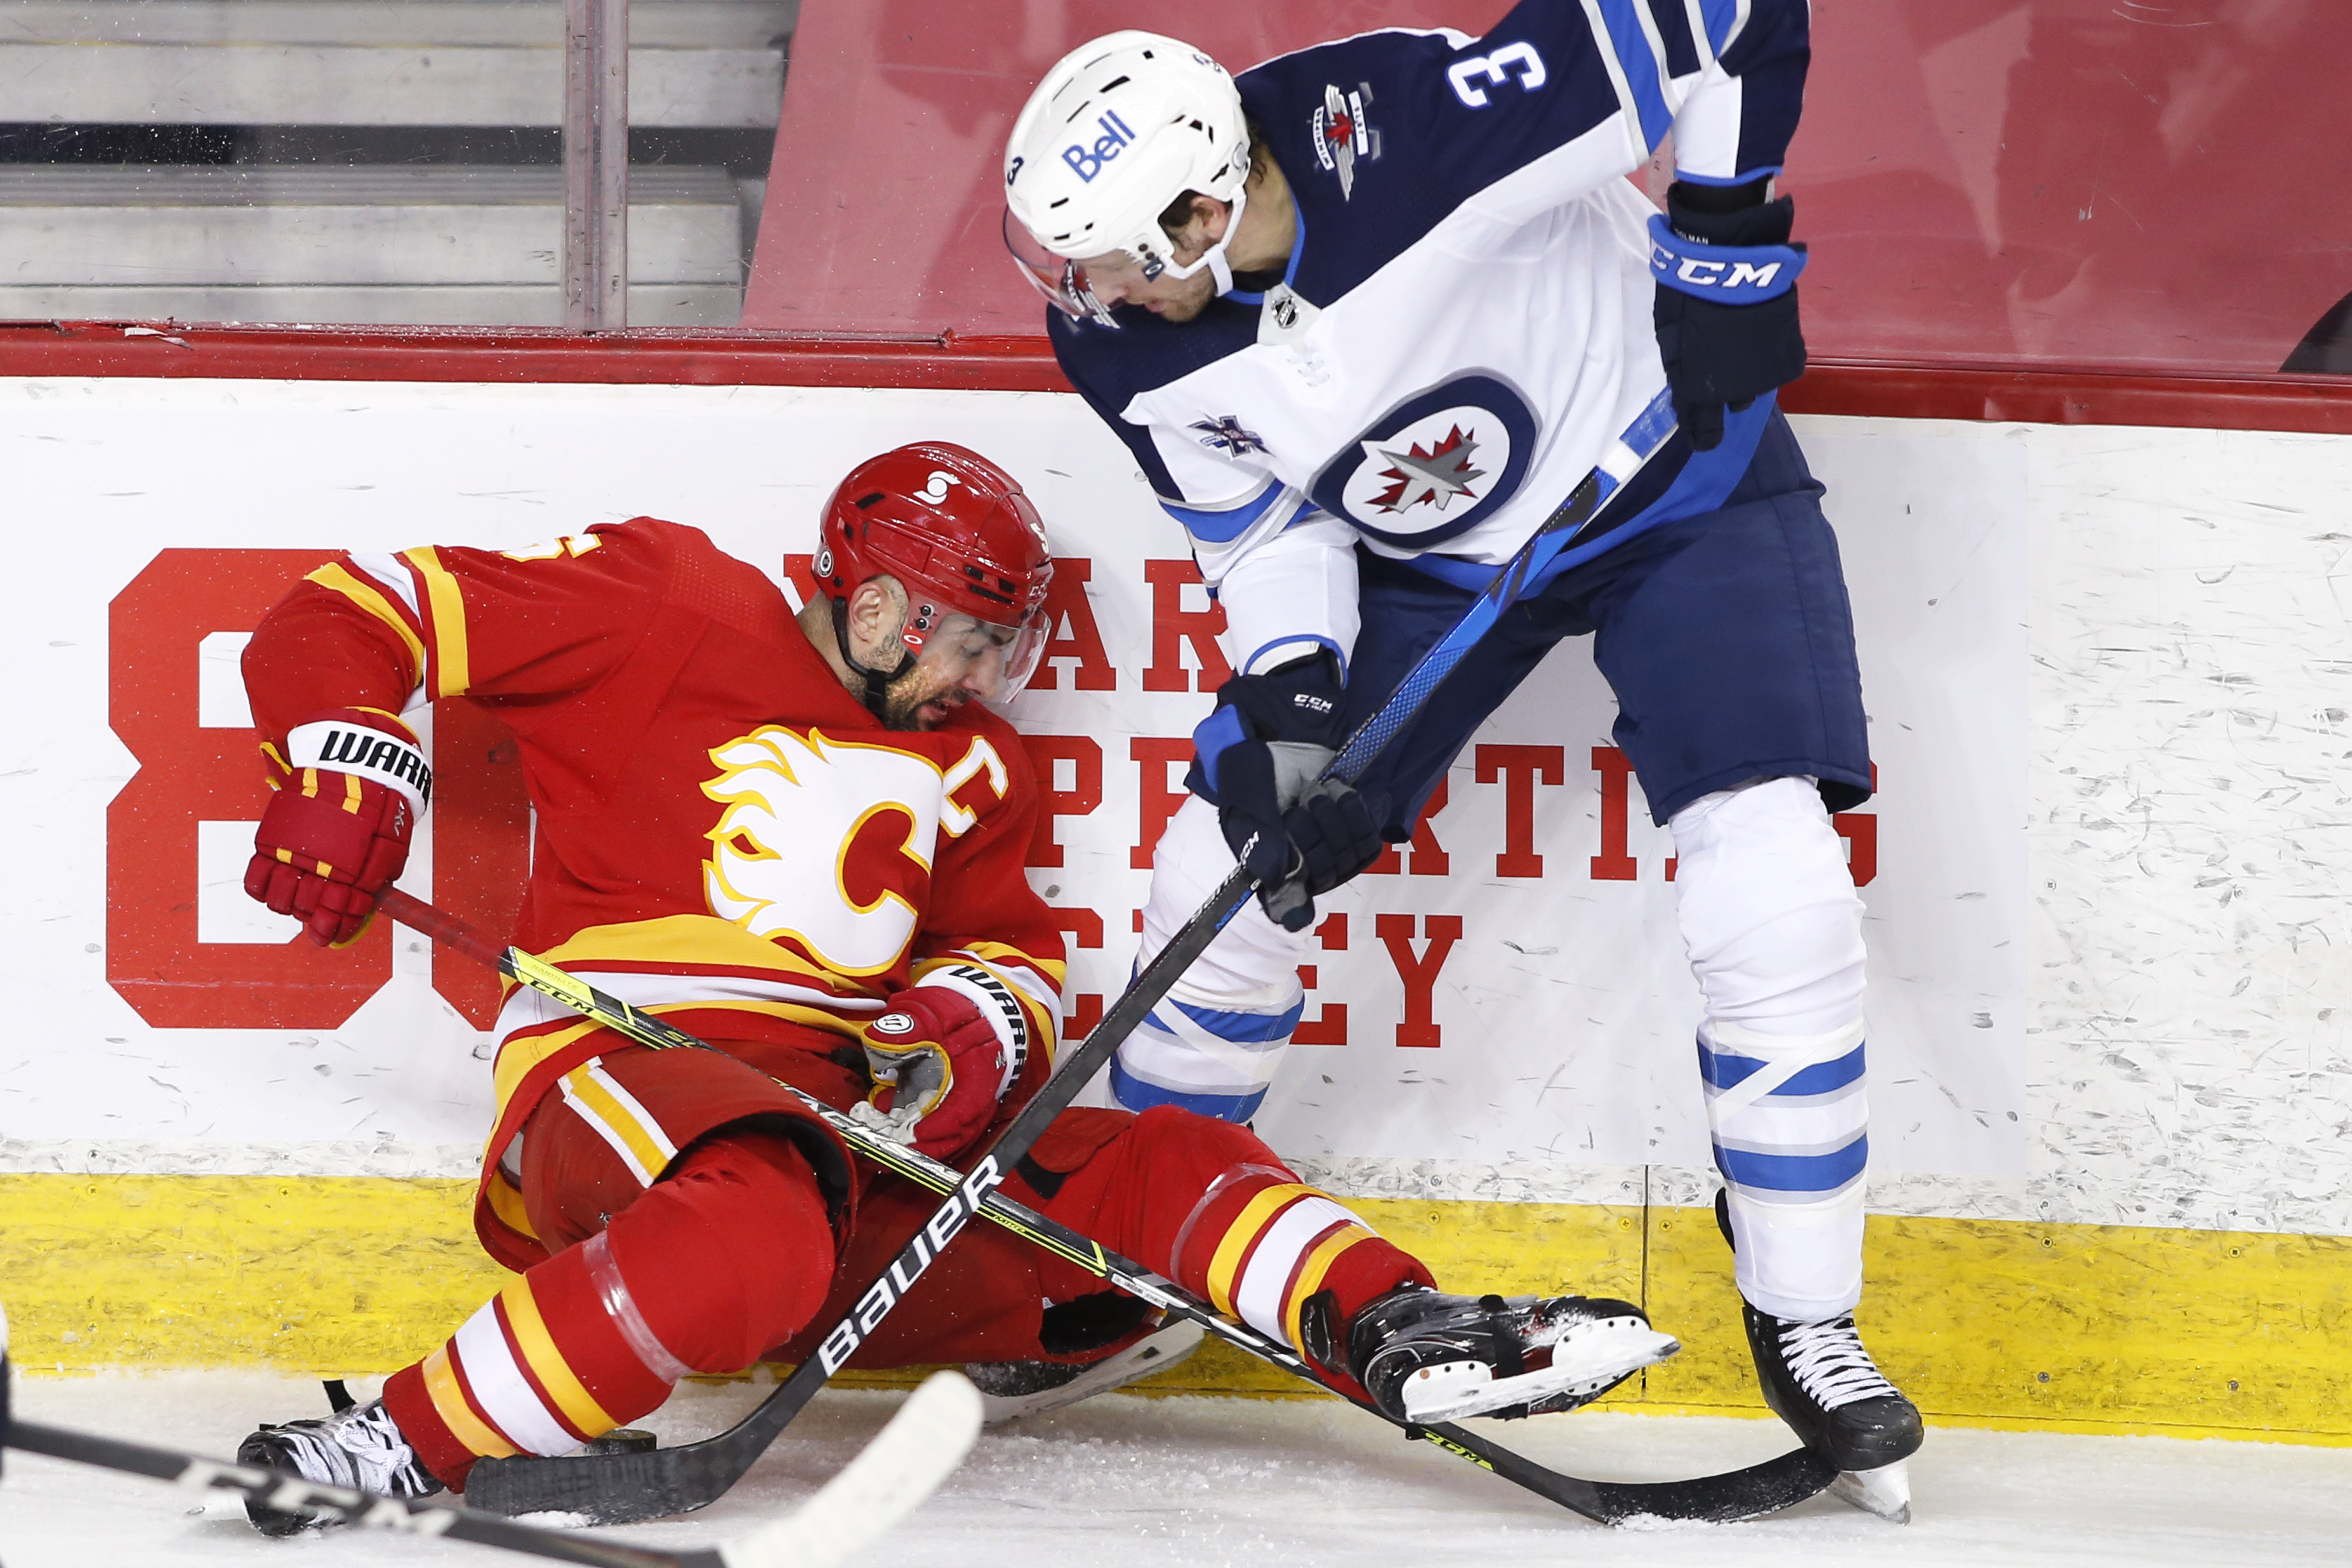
[1003,191,1246,328]
[1003,209,1122,328]
[908,606,1052,706]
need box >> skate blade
[976,1320,1206,1425]
[1830,1459,1911,1524]
[1402,1327,1680,1424]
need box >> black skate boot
[1338,1286,1677,1424]
[1716,1190,1921,1520]
[236,1397,442,1536]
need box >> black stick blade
[1590,1446,1841,1525]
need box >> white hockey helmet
[1002,30,1253,326]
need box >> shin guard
[385,1129,833,1489]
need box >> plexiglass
[747,0,2352,375]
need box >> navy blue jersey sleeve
[1670,0,1811,184]
[1249,1,1809,232]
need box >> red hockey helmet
[813,442,1055,702]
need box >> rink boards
[2,377,2347,1441]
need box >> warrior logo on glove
[852,966,1034,1161]
[245,707,428,948]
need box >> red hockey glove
[244,708,430,948]
[851,967,1033,1161]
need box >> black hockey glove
[1187,652,1387,932]
[1649,180,1809,451]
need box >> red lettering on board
[1130,736,1193,869]
[1365,779,1453,877]
[1376,913,1464,1048]
[1030,559,1118,692]
[1017,735,1103,869]
[1475,744,1565,878]
[108,549,391,1028]
[1590,746,1640,881]
[1141,560,1232,693]
[1294,913,1351,1046]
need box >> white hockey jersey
[1050,0,1812,678]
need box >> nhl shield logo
[1310,83,1379,200]
[1308,375,1539,548]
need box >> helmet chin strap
[830,595,920,721]
[1155,183,1248,297]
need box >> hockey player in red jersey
[229,442,1675,1533]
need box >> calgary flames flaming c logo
[701,726,945,976]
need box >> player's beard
[878,665,969,731]
[1140,268,1220,323]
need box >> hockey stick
[391,396,1814,1521]
[387,891,1837,1528]
[0,1357,981,1568]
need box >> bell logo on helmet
[914,472,961,506]
[1060,110,1140,184]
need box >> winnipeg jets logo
[1309,376,1538,549]
[1191,414,1267,457]
[1311,83,1379,200]
[1366,426,1486,514]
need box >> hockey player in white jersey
[1005,6,1920,1513]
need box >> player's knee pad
[1669,776,1865,1037]
[1115,797,1310,1122]
[599,1128,837,1374]
[1123,1104,1280,1194]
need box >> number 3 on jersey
[700,726,1005,976]
[1447,41,1546,108]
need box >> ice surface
[7,1371,2352,1567]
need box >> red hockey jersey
[242,518,1065,1264]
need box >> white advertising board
[0,378,2027,1207]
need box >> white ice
[6,1371,2351,1567]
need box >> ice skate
[965,1318,1206,1424]
[1714,1189,1920,1519]
[235,1397,441,1536]
[1741,1304,1920,1520]
[1343,1286,1677,1424]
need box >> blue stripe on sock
[1698,1040,1866,1098]
[1169,996,1305,1045]
[1110,1059,1268,1123]
[1713,1134,1868,1194]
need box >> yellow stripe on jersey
[539,914,869,995]
[558,1065,678,1186]
[1206,1184,1319,1317]
[404,546,472,698]
[421,1345,519,1459]
[1283,1223,1375,1355]
[304,561,428,675]
[489,1018,605,1126]
[497,1277,618,1438]
[483,1169,539,1242]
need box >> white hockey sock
[1672,777,1871,1321]
[1112,797,1311,1122]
